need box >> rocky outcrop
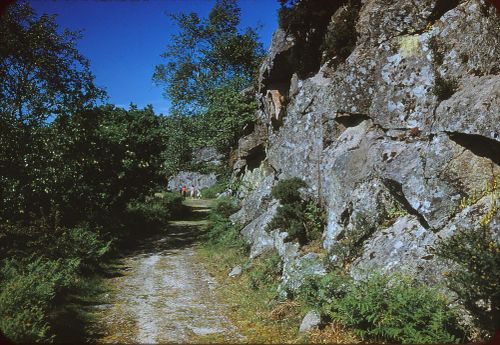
[168,171,217,191]
[231,0,499,324]
[192,146,224,166]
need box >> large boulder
[167,171,217,191]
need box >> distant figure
[196,189,202,199]
[179,185,183,196]
[190,185,195,198]
[181,185,187,197]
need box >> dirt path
[93,199,243,343]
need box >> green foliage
[153,0,263,158]
[296,270,465,344]
[433,74,458,101]
[0,258,79,343]
[205,197,248,251]
[212,196,239,217]
[268,178,325,245]
[0,222,110,273]
[271,177,307,204]
[321,2,360,65]
[153,0,264,115]
[248,249,283,290]
[0,2,105,126]
[198,86,258,154]
[295,270,351,314]
[380,201,407,228]
[304,201,326,241]
[125,193,186,235]
[201,181,229,199]
[435,226,500,337]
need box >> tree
[153,0,264,115]
[0,2,105,125]
[153,0,264,162]
[0,2,105,221]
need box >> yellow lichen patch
[399,35,422,58]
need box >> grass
[194,246,304,343]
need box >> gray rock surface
[168,171,217,191]
[240,201,279,259]
[299,310,321,333]
[192,146,224,166]
[230,0,500,332]
[279,252,326,299]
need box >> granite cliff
[229,0,499,319]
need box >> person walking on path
[181,185,187,198]
[190,185,195,198]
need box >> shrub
[212,196,239,218]
[267,178,324,245]
[435,226,500,337]
[0,258,79,343]
[125,192,185,233]
[205,197,248,251]
[271,177,306,204]
[295,269,351,314]
[304,201,326,241]
[329,272,465,344]
[201,181,228,199]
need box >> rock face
[232,0,500,307]
[168,171,217,191]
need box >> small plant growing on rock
[433,74,458,101]
[329,215,376,269]
[380,201,407,228]
[267,178,325,245]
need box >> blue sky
[29,0,280,115]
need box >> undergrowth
[267,178,326,246]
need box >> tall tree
[0,2,105,126]
[0,2,105,221]
[153,0,264,115]
[153,0,264,164]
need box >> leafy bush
[212,196,239,217]
[295,270,351,314]
[435,226,500,337]
[248,249,283,290]
[201,181,229,199]
[304,201,326,241]
[267,178,325,245]
[0,258,79,343]
[0,222,110,273]
[330,272,465,344]
[271,177,306,204]
[125,192,185,231]
[205,197,248,251]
